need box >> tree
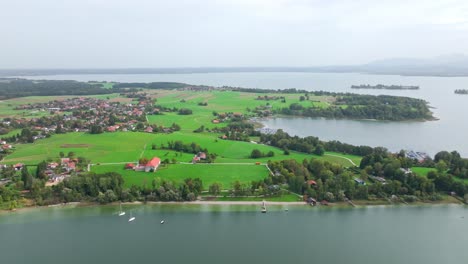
[314,145,325,156]
[209,183,221,196]
[36,161,48,179]
[21,166,33,190]
[435,160,448,173]
[250,149,263,159]
[59,151,65,158]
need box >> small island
[351,84,419,90]
[454,89,468,94]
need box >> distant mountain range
[1,54,468,77]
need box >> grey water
[17,72,468,155]
[0,204,467,264]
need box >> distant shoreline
[3,69,468,78]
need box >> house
[307,180,317,186]
[142,157,161,172]
[212,119,220,124]
[61,158,76,172]
[145,126,153,133]
[354,178,366,185]
[2,144,13,150]
[125,163,135,170]
[198,152,206,160]
[400,168,412,175]
[14,163,24,171]
[48,162,59,169]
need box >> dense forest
[277,94,433,121]
[0,79,113,99]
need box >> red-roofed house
[307,180,317,186]
[144,157,161,172]
[125,163,135,170]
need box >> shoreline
[2,198,465,214]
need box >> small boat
[261,200,267,213]
[128,211,135,222]
[118,202,126,216]
[160,220,165,224]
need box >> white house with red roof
[144,157,161,172]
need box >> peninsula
[0,79,466,211]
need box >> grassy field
[2,131,360,167]
[147,90,334,131]
[91,163,270,188]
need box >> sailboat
[118,202,126,216]
[128,211,135,222]
[261,200,267,213]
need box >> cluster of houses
[125,157,161,173]
[44,158,79,185]
[212,112,244,124]
[13,96,155,134]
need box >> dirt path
[324,153,357,166]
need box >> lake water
[17,72,468,155]
[0,204,467,264]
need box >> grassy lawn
[412,166,468,184]
[412,167,436,177]
[91,163,270,188]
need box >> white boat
[118,202,126,216]
[160,220,165,224]
[128,211,135,222]
[261,200,267,213]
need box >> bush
[178,108,192,115]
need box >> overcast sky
[1,0,468,68]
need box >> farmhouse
[135,157,161,172]
[145,157,160,172]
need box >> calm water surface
[17,72,468,155]
[0,204,467,264]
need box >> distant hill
[359,54,468,76]
[1,54,468,77]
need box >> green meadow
[148,90,334,130]
[3,131,360,167]
[91,163,270,188]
